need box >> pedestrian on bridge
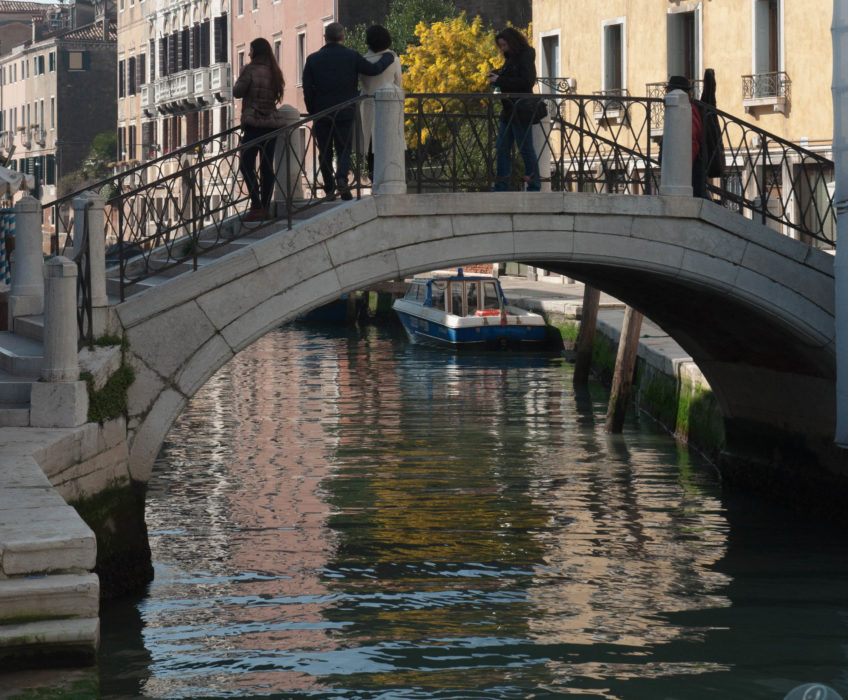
[665,75,707,198]
[233,37,286,222]
[302,22,396,201]
[488,27,541,193]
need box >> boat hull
[394,303,549,350]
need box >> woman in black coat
[487,28,541,192]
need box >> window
[540,32,559,80]
[466,282,479,316]
[214,14,227,63]
[297,32,306,84]
[128,56,136,95]
[237,0,243,15]
[149,39,156,80]
[251,0,257,10]
[138,53,146,86]
[39,100,43,129]
[35,55,45,75]
[200,20,211,66]
[159,37,168,76]
[118,58,125,96]
[273,39,281,64]
[237,50,244,74]
[602,19,624,92]
[129,125,136,159]
[49,52,55,72]
[50,97,55,128]
[192,25,201,68]
[754,0,781,75]
[667,9,700,85]
[67,51,87,71]
[181,27,190,70]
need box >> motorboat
[392,269,549,349]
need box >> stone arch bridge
[116,191,835,484]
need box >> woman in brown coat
[233,37,286,220]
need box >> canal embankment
[496,275,725,461]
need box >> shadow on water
[29,323,844,699]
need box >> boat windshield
[466,282,479,316]
[450,282,464,316]
[430,281,446,310]
[482,281,500,310]
[404,282,426,302]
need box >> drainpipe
[834,0,848,445]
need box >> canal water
[89,324,847,699]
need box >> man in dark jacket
[302,22,395,200]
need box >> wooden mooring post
[572,285,601,384]
[605,305,644,433]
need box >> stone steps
[0,618,99,664]
[0,573,99,623]
[0,332,42,378]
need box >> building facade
[117,0,232,164]
[0,14,117,203]
[531,0,832,146]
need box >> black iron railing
[404,92,660,195]
[46,92,834,341]
[742,71,791,102]
[73,199,93,348]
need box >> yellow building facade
[532,0,833,149]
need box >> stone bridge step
[0,332,43,378]
[0,573,99,625]
[0,617,99,662]
[12,314,44,343]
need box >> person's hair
[249,37,284,102]
[365,24,392,53]
[495,27,529,55]
[325,22,345,43]
[250,36,286,102]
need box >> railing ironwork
[73,200,93,348]
[742,71,791,101]
[536,77,574,94]
[44,91,835,342]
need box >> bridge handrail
[56,91,835,342]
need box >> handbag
[514,97,548,126]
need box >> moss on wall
[81,335,135,424]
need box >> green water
[18,324,848,699]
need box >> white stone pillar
[832,1,848,445]
[8,195,43,324]
[273,104,304,209]
[30,256,88,428]
[73,192,109,337]
[533,112,552,193]
[659,90,693,197]
[372,83,406,195]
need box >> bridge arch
[117,192,835,483]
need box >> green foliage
[346,0,459,56]
[81,362,135,424]
[57,131,118,197]
[91,131,117,162]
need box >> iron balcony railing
[536,77,575,94]
[46,92,835,342]
[742,71,791,101]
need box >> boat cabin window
[405,282,426,302]
[450,281,464,316]
[430,281,446,310]
[466,281,479,316]
[482,281,499,310]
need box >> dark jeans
[493,119,540,192]
[314,116,354,193]
[240,125,277,210]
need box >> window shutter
[200,20,210,67]
[118,59,125,97]
[213,15,227,64]
[159,37,167,76]
[128,56,136,95]
[138,54,146,87]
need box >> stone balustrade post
[273,104,305,210]
[372,84,407,195]
[73,191,109,337]
[8,195,43,324]
[533,112,552,193]
[659,90,693,197]
[30,256,88,428]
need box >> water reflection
[94,324,848,699]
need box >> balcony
[140,84,150,108]
[210,62,231,91]
[33,127,46,146]
[536,76,575,94]
[0,131,12,151]
[592,88,629,123]
[742,71,790,113]
[18,128,30,148]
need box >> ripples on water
[97,324,848,699]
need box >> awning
[0,165,34,197]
